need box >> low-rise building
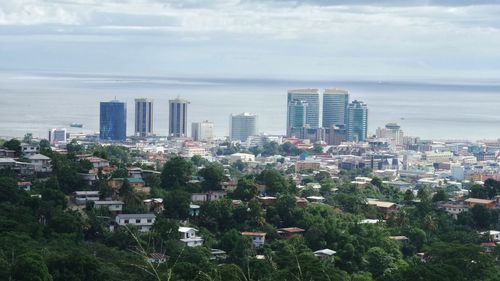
[278,227,305,239]
[314,249,336,258]
[241,232,266,248]
[367,199,397,218]
[439,203,468,219]
[179,227,204,247]
[93,200,124,212]
[28,154,52,173]
[115,214,156,232]
[464,198,496,209]
[73,191,100,205]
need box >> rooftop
[116,213,155,219]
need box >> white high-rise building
[169,98,189,137]
[191,121,214,142]
[322,89,349,128]
[135,98,154,137]
[230,113,257,142]
[48,128,67,144]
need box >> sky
[1,0,500,81]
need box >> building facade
[322,89,349,128]
[48,128,67,144]
[100,100,127,142]
[287,99,308,137]
[134,98,154,137]
[347,100,368,142]
[169,98,189,137]
[191,120,214,142]
[376,123,404,146]
[230,113,257,141]
[287,89,320,129]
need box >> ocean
[1,71,500,141]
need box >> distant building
[322,89,349,128]
[287,99,308,137]
[287,89,320,129]
[376,123,404,146]
[241,232,266,248]
[325,124,348,145]
[100,100,127,142]
[191,120,214,141]
[134,98,154,137]
[115,214,156,232]
[230,113,257,141]
[179,227,204,247]
[169,98,189,137]
[347,100,368,142]
[48,128,67,144]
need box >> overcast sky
[1,0,500,81]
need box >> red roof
[241,232,266,237]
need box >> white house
[21,143,39,156]
[440,203,468,219]
[229,153,255,164]
[28,154,52,172]
[241,232,266,248]
[73,191,100,205]
[115,214,156,232]
[179,227,204,247]
[314,249,336,258]
[481,230,500,242]
[93,200,124,212]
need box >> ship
[70,123,83,128]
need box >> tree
[163,190,191,220]
[469,184,488,199]
[365,247,393,278]
[191,155,208,167]
[403,189,414,202]
[257,169,289,195]
[371,177,383,189]
[12,253,53,281]
[232,177,257,201]
[219,229,254,266]
[160,156,194,189]
[198,163,225,191]
[3,138,21,156]
[39,139,51,153]
[483,178,500,199]
[470,204,492,229]
[432,189,447,202]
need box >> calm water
[1,71,500,140]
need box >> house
[367,199,397,219]
[0,158,35,176]
[390,236,410,244]
[190,191,227,203]
[79,171,99,186]
[306,196,325,203]
[147,253,169,264]
[439,203,468,219]
[17,181,32,191]
[83,156,110,168]
[229,153,255,163]
[278,227,305,239]
[143,198,164,213]
[296,197,308,208]
[21,143,39,156]
[480,230,500,242]
[93,200,124,212]
[127,167,143,179]
[0,149,16,158]
[115,213,156,232]
[73,191,100,205]
[480,242,497,253]
[464,198,497,209]
[257,196,277,207]
[179,227,204,247]
[210,249,228,261]
[241,232,266,248]
[295,161,321,173]
[314,249,336,258]
[190,204,200,217]
[28,154,52,173]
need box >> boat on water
[70,123,83,128]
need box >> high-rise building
[192,120,214,142]
[134,98,154,137]
[48,128,67,144]
[376,123,404,146]
[230,113,257,141]
[287,89,320,131]
[100,100,127,141]
[169,98,189,137]
[287,99,308,136]
[323,89,349,128]
[325,124,347,145]
[347,100,368,142]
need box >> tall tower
[287,89,320,130]
[135,98,154,137]
[169,98,189,137]
[287,99,308,137]
[323,89,349,128]
[230,113,257,142]
[347,100,368,142]
[100,100,127,142]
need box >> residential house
[190,191,227,203]
[464,198,497,209]
[439,203,468,219]
[241,232,266,248]
[143,198,164,213]
[21,143,39,156]
[73,191,100,205]
[17,181,32,191]
[147,253,169,264]
[278,227,305,239]
[115,213,156,232]
[0,158,35,176]
[190,204,200,217]
[28,154,52,173]
[314,249,336,258]
[179,227,204,247]
[93,200,124,212]
[367,199,397,219]
[480,230,500,242]
[0,149,16,158]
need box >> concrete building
[376,123,404,146]
[241,232,266,248]
[322,89,349,128]
[325,124,348,145]
[115,214,156,232]
[28,154,52,173]
[287,89,320,129]
[347,100,368,142]
[169,97,189,137]
[230,113,257,141]
[179,227,204,247]
[48,128,67,144]
[100,100,127,142]
[134,98,154,137]
[287,99,308,137]
[191,120,214,141]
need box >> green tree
[257,169,289,195]
[469,184,488,199]
[232,177,257,201]
[163,190,191,220]
[160,156,194,189]
[470,204,492,229]
[365,247,393,278]
[432,189,448,202]
[12,253,52,281]
[3,138,21,156]
[198,163,225,191]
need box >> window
[136,219,141,223]
[124,219,129,224]
[147,219,152,223]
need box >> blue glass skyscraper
[100,100,127,141]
